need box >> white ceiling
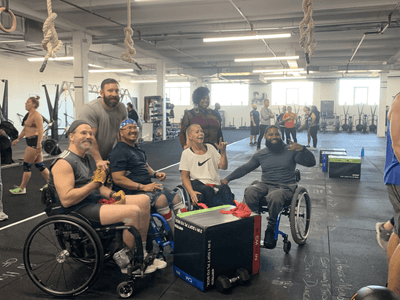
[1,0,400,82]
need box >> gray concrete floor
[0,130,392,300]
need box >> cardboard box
[173,205,261,292]
[319,148,347,166]
[328,156,361,179]
[321,151,347,172]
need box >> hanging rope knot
[121,26,137,63]
[40,0,63,72]
[299,0,316,66]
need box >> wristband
[137,183,141,191]
[109,191,116,199]
[153,172,157,178]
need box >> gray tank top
[49,150,101,211]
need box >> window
[271,82,313,106]
[210,83,249,106]
[338,78,380,105]
[165,82,190,106]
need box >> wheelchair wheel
[173,184,192,211]
[289,187,312,245]
[151,214,173,254]
[23,215,104,297]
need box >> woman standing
[282,106,298,144]
[309,105,320,150]
[298,106,311,147]
[179,87,223,149]
[10,96,49,194]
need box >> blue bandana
[120,118,137,129]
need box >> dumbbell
[215,268,250,294]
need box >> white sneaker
[0,212,8,221]
[146,253,167,270]
[113,248,130,269]
[309,147,317,151]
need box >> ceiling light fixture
[28,56,74,62]
[204,33,291,43]
[235,55,299,62]
[89,69,134,73]
[0,39,25,43]
[254,68,304,73]
[264,76,307,80]
[88,63,104,68]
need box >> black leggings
[309,126,319,148]
[285,127,297,144]
[279,126,285,142]
[191,180,215,208]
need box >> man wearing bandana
[109,119,186,234]
[221,125,316,249]
[79,78,127,170]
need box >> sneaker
[375,222,392,250]
[0,212,8,221]
[9,186,26,195]
[306,145,310,147]
[113,248,131,269]
[145,252,167,270]
[309,147,317,151]
[256,148,261,151]
[39,184,48,192]
[264,226,277,249]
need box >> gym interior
[1,1,400,299]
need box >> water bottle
[361,147,364,157]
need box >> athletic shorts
[132,187,177,208]
[26,135,38,148]
[76,203,102,225]
[387,184,400,235]
[250,125,259,135]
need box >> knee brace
[35,162,46,172]
[23,162,32,172]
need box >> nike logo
[198,158,211,166]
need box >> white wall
[0,53,142,133]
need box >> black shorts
[26,135,38,148]
[251,125,259,135]
[76,203,102,225]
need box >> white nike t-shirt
[179,145,221,185]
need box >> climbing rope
[121,0,137,64]
[299,0,317,70]
[40,0,63,72]
[0,4,17,33]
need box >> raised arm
[290,143,316,167]
[222,155,260,183]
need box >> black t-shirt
[108,142,152,194]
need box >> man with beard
[49,120,162,274]
[79,78,127,170]
[221,125,315,249]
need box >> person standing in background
[126,103,139,125]
[257,99,274,150]
[276,106,286,142]
[309,106,320,150]
[282,106,298,144]
[250,104,260,146]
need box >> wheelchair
[173,184,235,211]
[260,169,312,253]
[23,188,174,298]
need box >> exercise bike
[369,105,377,132]
[341,105,350,132]
[334,115,341,132]
[320,112,327,134]
[355,105,364,132]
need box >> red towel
[98,198,116,204]
[220,200,251,218]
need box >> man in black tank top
[49,120,166,274]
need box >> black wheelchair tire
[289,187,312,245]
[23,215,104,297]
